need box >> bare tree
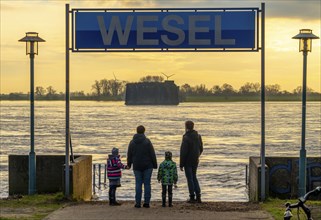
[92,80,102,96]
[100,79,111,96]
[239,82,260,95]
[109,79,123,96]
[293,86,314,95]
[211,85,222,95]
[139,75,164,82]
[265,84,281,95]
[71,91,85,97]
[46,86,56,96]
[194,84,210,95]
[180,83,193,95]
[35,86,46,97]
[221,83,236,95]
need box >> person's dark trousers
[184,165,201,201]
[168,185,173,207]
[134,168,153,206]
[162,185,166,207]
[161,185,173,207]
[109,185,117,205]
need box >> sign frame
[71,8,260,52]
[64,4,266,202]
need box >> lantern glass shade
[293,29,319,53]
[26,41,38,55]
[19,32,45,55]
[299,38,312,52]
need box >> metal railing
[92,163,107,194]
[92,163,249,195]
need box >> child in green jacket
[157,151,178,207]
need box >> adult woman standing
[127,125,157,208]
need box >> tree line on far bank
[1,75,320,101]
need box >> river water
[1,101,320,201]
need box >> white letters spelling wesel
[97,16,133,45]
[215,15,235,45]
[189,15,210,45]
[161,15,185,46]
[97,15,236,46]
[137,16,159,45]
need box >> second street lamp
[292,29,319,197]
[19,32,45,195]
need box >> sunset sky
[1,0,320,94]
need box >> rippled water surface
[1,101,320,201]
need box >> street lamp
[19,32,45,195]
[292,29,319,197]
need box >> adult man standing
[127,125,157,208]
[180,120,203,203]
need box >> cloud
[68,0,158,8]
[1,0,320,93]
[66,0,320,20]
[265,0,321,21]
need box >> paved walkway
[44,201,274,220]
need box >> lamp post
[292,29,319,197]
[19,32,45,195]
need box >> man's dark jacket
[180,130,203,168]
[127,133,157,171]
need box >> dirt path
[44,201,274,220]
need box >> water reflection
[1,101,320,201]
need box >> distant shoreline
[184,95,321,102]
[1,96,320,102]
[1,93,321,102]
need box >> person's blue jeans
[184,165,201,197]
[133,168,153,205]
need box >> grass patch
[0,193,69,220]
[261,198,321,219]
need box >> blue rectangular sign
[74,10,256,50]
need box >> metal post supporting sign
[260,2,266,201]
[65,3,70,197]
